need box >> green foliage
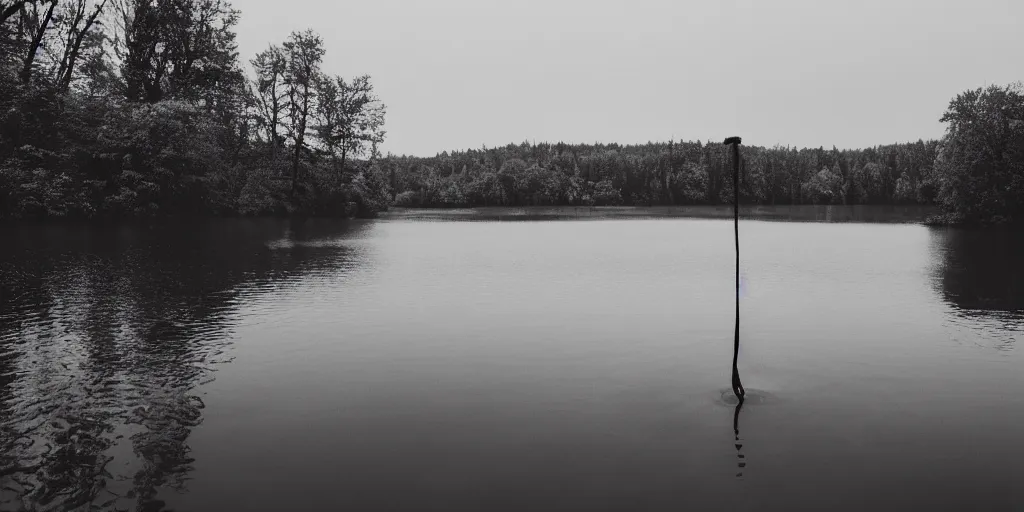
[0,0,1017,226]
[931,82,1024,225]
[314,74,386,165]
[117,0,243,103]
[801,167,844,205]
[592,180,622,206]
[0,2,388,220]
[380,138,944,209]
[393,190,420,207]
[893,172,914,204]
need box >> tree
[250,43,286,157]
[592,179,622,206]
[933,82,1024,224]
[52,0,108,93]
[313,74,385,178]
[18,0,57,84]
[861,162,886,202]
[893,172,913,204]
[113,0,241,103]
[0,4,389,220]
[312,73,341,166]
[281,28,323,195]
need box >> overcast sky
[236,0,1022,157]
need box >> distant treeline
[0,1,1021,226]
[382,140,940,208]
[382,82,1024,226]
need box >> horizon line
[383,136,941,159]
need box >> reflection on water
[733,402,745,478]
[385,204,939,223]
[1,218,1022,511]
[719,389,774,480]
[930,227,1024,351]
[0,219,370,511]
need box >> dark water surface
[1,210,1022,511]
[384,204,939,223]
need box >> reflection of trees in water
[0,219,370,511]
[733,402,745,478]
[929,227,1024,350]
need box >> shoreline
[0,205,952,225]
[381,205,941,224]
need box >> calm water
[1,212,1022,511]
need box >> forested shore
[1,0,1021,225]
[382,205,939,225]
[380,85,1024,227]
[1,0,390,220]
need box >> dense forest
[0,0,1021,225]
[382,140,941,209]
[0,0,390,219]
[382,85,1024,226]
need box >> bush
[592,180,622,206]
[393,190,420,207]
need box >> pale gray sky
[236,0,1022,157]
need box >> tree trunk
[58,0,106,93]
[340,146,348,182]
[662,140,673,205]
[291,132,302,196]
[55,1,85,85]
[269,95,278,159]
[0,0,28,25]
[291,86,309,197]
[20,0,57,84]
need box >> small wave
[715,388,776,406]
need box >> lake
[1,207,1022,511]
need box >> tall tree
[281,28,323,195]
[18,0,57,84]
[312,73,341,166]
[250,43,286,158]
[934,82,1024,224]
[314,73,386,179]
[113,0,240,103]
[662,139,673,204]
[52,0,107,93]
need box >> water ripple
[0,220,370,511]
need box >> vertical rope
[725,137,745,403]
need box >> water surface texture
[1,212,1022,511]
